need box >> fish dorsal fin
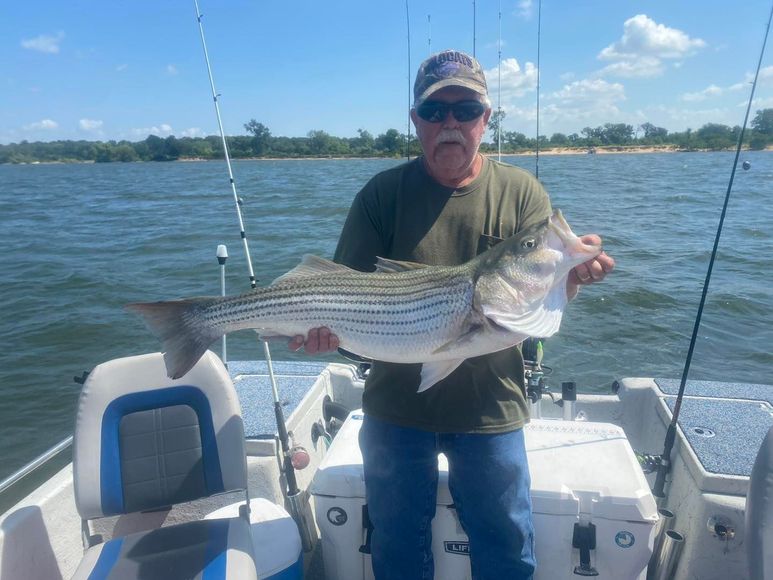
[374,257,429,273]
[271,255,355,285]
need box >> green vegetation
[1,109,771,164]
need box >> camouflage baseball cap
[414,50,488,106]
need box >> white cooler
[310,412,658,580]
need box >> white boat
[0,346,770,579]
[2,3,771,576]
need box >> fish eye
[521,237,537,249]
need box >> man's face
[411,86,491,184]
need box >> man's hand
[288,327,340,354]
[566,234,615,299]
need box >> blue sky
[2,0,771,144]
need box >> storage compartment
[310,413,658,579]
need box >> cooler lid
[310,414,657,524]
[309,411,455,505]
[526,420,658,523]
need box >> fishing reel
[337,348,371,381]
[523,337,555,406]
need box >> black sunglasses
[415,100,487,123]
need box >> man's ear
[410,108,420,127]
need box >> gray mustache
[436,130,467,146]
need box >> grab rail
[0,436,73,496]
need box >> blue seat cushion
[71,517,258,580]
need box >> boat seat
[70,351,258,579]
[746,424,773,580]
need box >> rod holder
[217,244,228,364]
[648,529,684,580]
[562,381,576,421]
[648,508,675,575]
[287,489,317,553]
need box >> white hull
[0,360,769,579]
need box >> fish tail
[126,297,222,379]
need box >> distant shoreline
[184,145,773,162]
[6,145,772,165]
[492,144,773,157]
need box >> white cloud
[79,119,103,131]
[757,65,773,83]
[600,15,705,60]
[549,78,626,105]
[494,78,628,136]
[597,15,705,79]
[516,0,533,19]
[181,127,204,138]
[645,105,732,132]
[131,124,174,137]
[21,32,65,54]
[484,58,538,103]
[166,64,178,75]
[116,64,128,72]
[728,66,773,92]
[23,119,58,130]
[597,57,663,79]
[751,96,773,108]
[680,67,772,104]
[681,84,723,102]
[539,79,627,134]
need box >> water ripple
[0,152,771,479]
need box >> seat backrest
[73,351,247,520]
[746,424,773,580]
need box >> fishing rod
[472,0,477,57]
[428,14,432,55]
[652,0,773,501]
[535,0,542,179]
[497,0,502,162]
[192,0,314,551]
[406,0,412,160]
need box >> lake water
[1,152,771,482]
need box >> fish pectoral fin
[431,324,484,355]
[271,255,355,285]
[417,359,465,393]
[374,257,429,273]
[480,279,568,337]
[481,302,563,337]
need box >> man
[290,50,614,579]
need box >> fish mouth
[548,209,602,262]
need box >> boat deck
[655,378,773,478]
[223,361,773,481]
[227,360,330,439]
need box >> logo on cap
[414,49,487,106]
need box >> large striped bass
[128,209,601,392]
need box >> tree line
[1,109,771,164]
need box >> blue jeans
[359,414,535,580]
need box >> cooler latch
[572,521,599,576]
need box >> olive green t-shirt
[333,156,552,433]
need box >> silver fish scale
[199,267,476,359]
